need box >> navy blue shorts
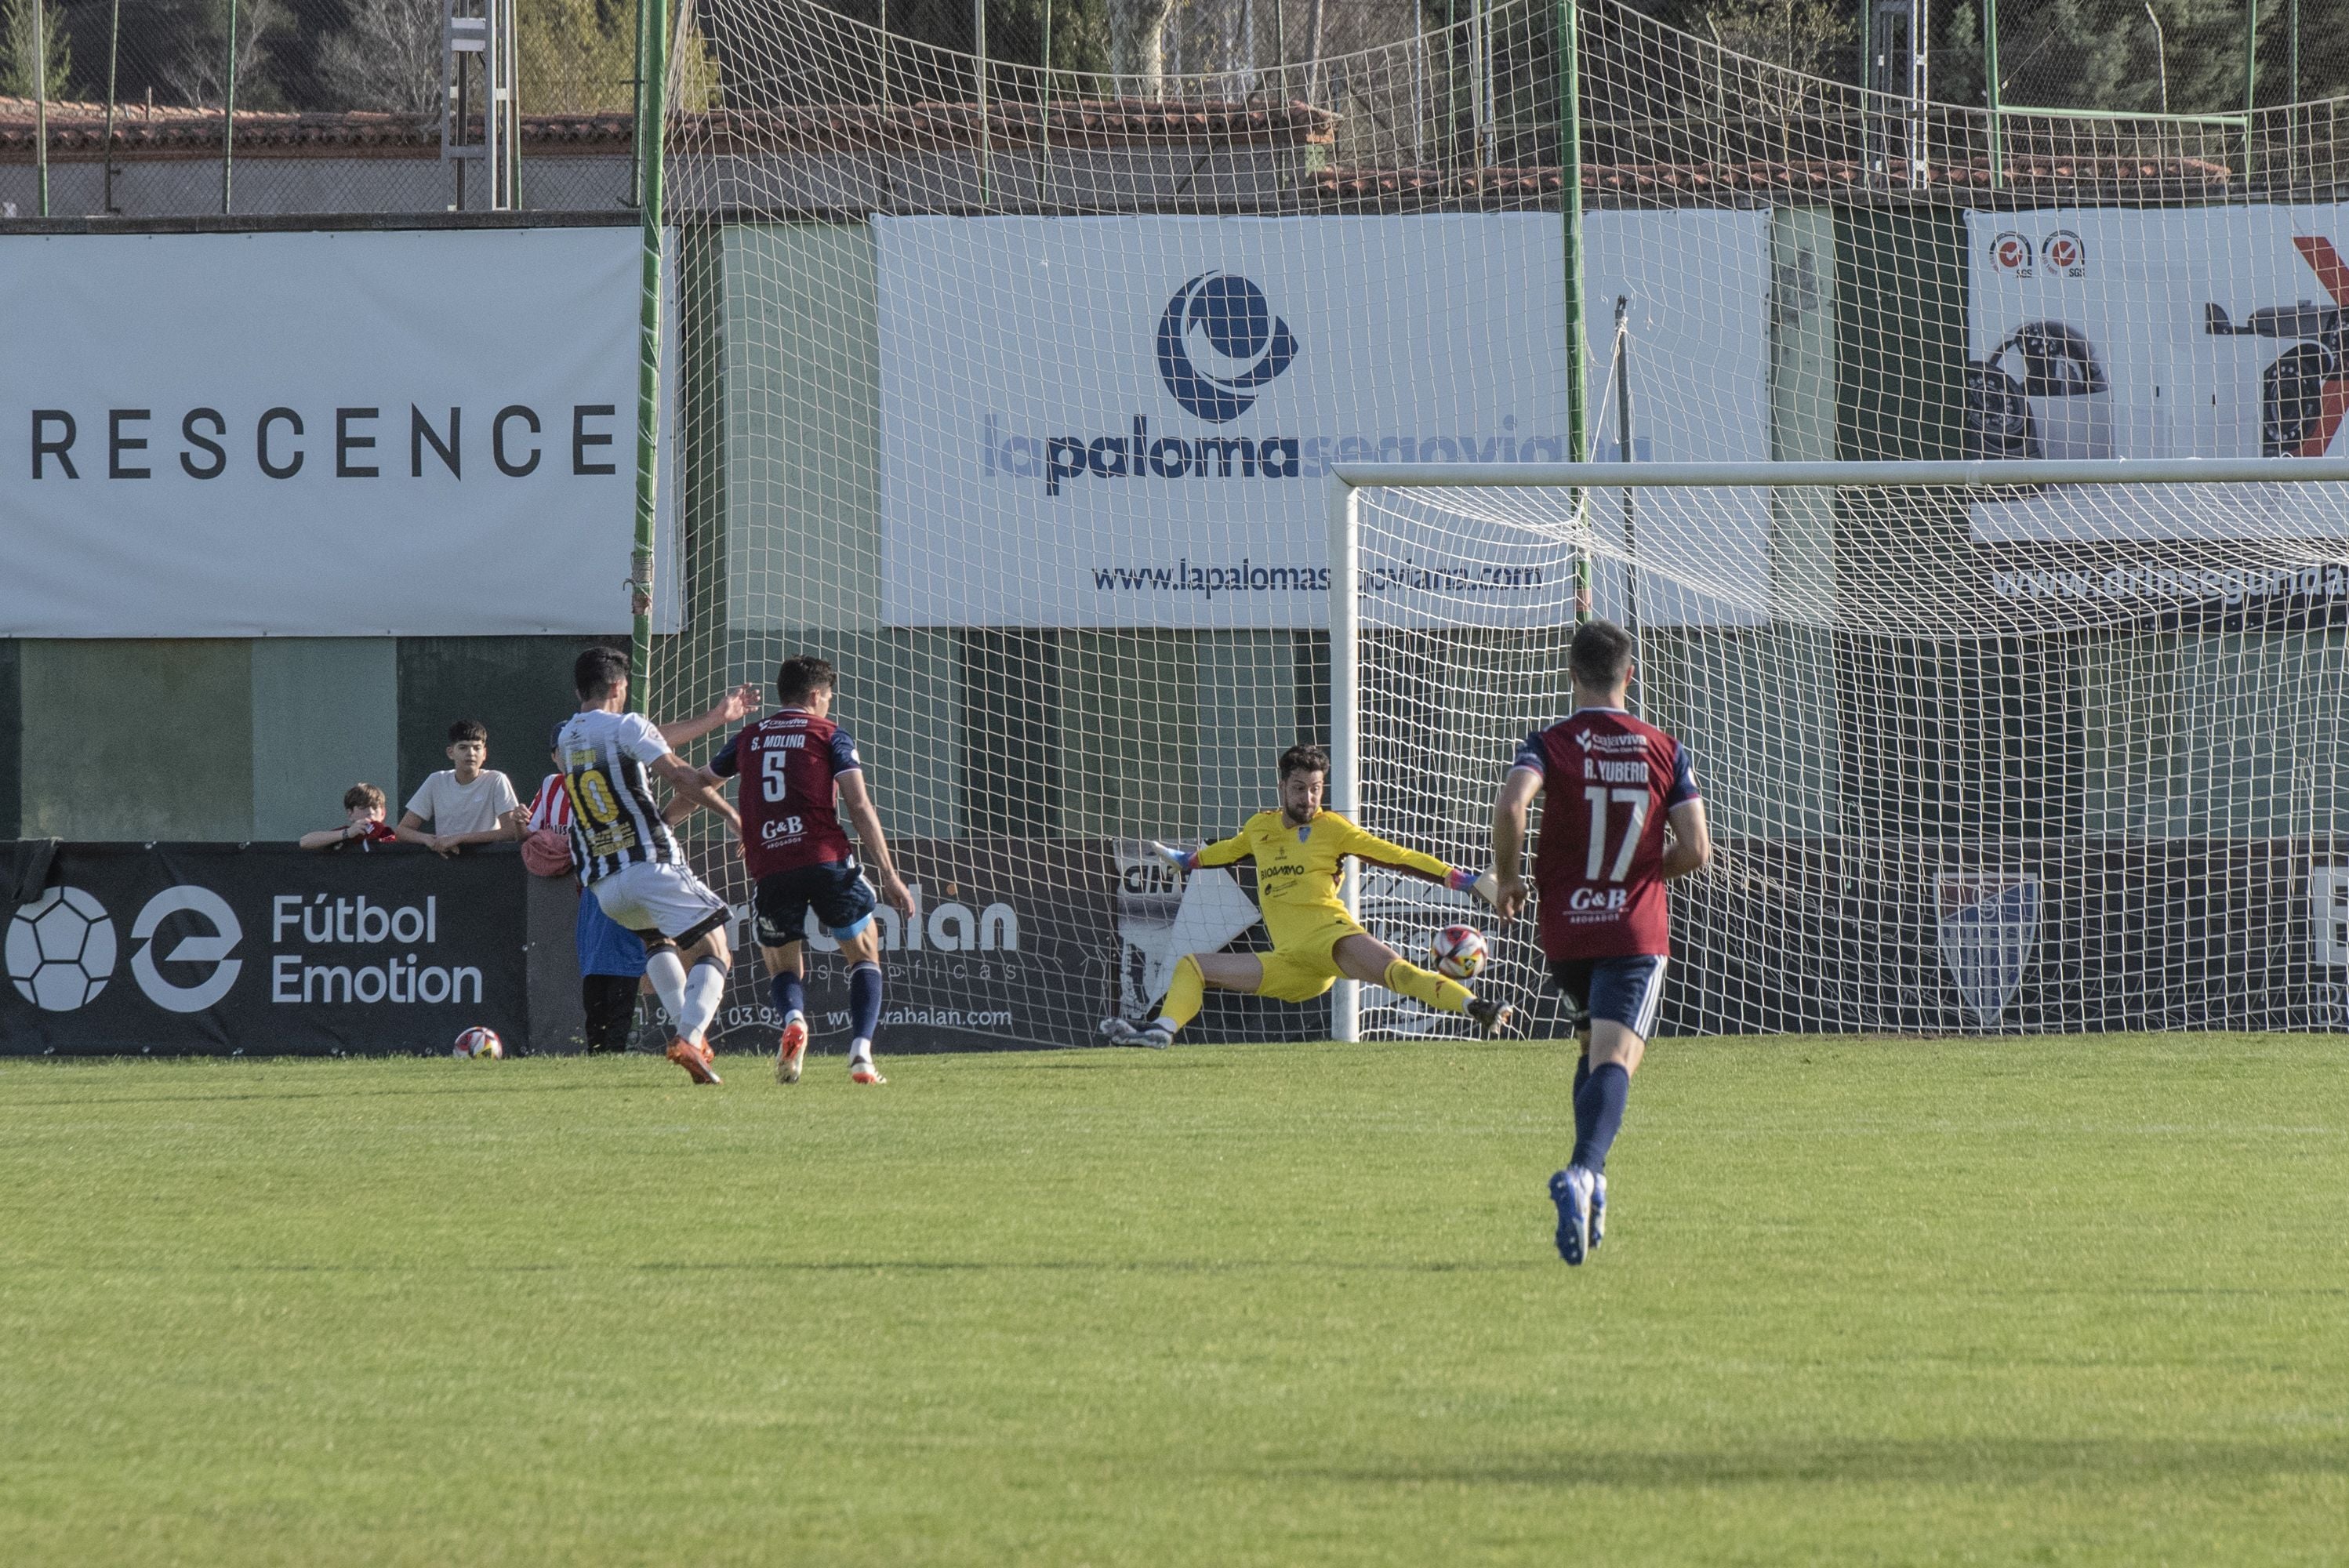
[754,860,877,947]
[1546,955,1669,1037]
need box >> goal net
[647,0,2349,1050]
[1340,459,2349,1041]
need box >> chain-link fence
[4,0,2349,219]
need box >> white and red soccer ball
[452,1026,503,1059]
[1429,924,1488,982]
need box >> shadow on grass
[1299,1436,2349,1490]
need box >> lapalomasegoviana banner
[874,212,1774,630]
[0,227,673,637]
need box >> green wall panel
[395,637,615,815]
[252,639,399,841]
[20,640,254,841]
[721,223,882,633]
[0,641,20,838]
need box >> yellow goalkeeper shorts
[1253,918,1367,1003]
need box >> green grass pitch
[1,1034,2342,1566]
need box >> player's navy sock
[848,962,883,1047]
[771,971,806,1022]
[1572,1049,1590,1099]
[1569,1050,1594,1150]
[1570,1063,1631,1174]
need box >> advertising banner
[875,212,1772,629]
[0,227,658,637]
[1,844,528,1054]
[1966,206,2349,542]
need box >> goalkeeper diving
[1102,743,1514,1048]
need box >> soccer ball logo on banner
[5,887,118,1011]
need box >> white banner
[0,227,652,637]
[1967,207,2349,542]
[875,213,1771,628]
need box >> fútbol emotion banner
[875,212,1773,629]
[0,227,662,637]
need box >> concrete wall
[0,634,597,843]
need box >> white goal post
[1326,458,2349,1043]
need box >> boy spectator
[298,783,401,851]
[398,720,525,857]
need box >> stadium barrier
[0,842,550,1057]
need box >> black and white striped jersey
[554,709,681,881]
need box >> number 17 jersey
[1516,707,1699,960]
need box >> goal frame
[1323,456,2349,1041]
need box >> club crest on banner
[1935,872,2039,1026]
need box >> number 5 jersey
[1516,708,1700,960]
[709,708,863,877]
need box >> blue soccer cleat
[1548,1167,1592,1265]
[1588,1173,1607,1252]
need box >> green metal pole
[33,0,47,216]
[223,0,238,214]
[1558,0,1589,619]
[1984,0,2002,191]
[975,0,989,209]
[104,0,122,213]
[630,0,670,716]
[1040,0,1051,201]
[1857,0,1871,175]
[2243,0,2258,186]
[2243,0,2258,112]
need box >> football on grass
[1429,925,1488,981]
[452,1027,503,1059]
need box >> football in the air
[453,1026,504,1059]
[1429,924,1488,981]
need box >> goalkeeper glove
[1149,840,1199,875]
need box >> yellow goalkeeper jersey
[1194,809,1454,951]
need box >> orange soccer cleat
[666,1036,722,1085]
[775,1016,809,1084]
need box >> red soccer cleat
[666,1036,722,1085]
[776,1017,808,1084]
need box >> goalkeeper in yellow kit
[1102,743,1515,1048]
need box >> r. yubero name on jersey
[712,708,862,879]
[1516,707,1699,960]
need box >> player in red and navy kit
[1492,619,1712,1265]
[692,656,915,1086]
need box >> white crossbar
[1331,457,2349,490]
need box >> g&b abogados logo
[1156,273,1298,423]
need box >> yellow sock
[1383,957,1472,1014]
[1157,954,1206,1030]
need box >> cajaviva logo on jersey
[980,270,1569,496]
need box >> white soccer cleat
[850,1057,887,1085]
[1099,1016,1143,1044]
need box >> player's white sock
[681,959,728,1042]
[849,1036,874,1063]
[644,949,690,1034]
[1151,1014,1179,1035]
